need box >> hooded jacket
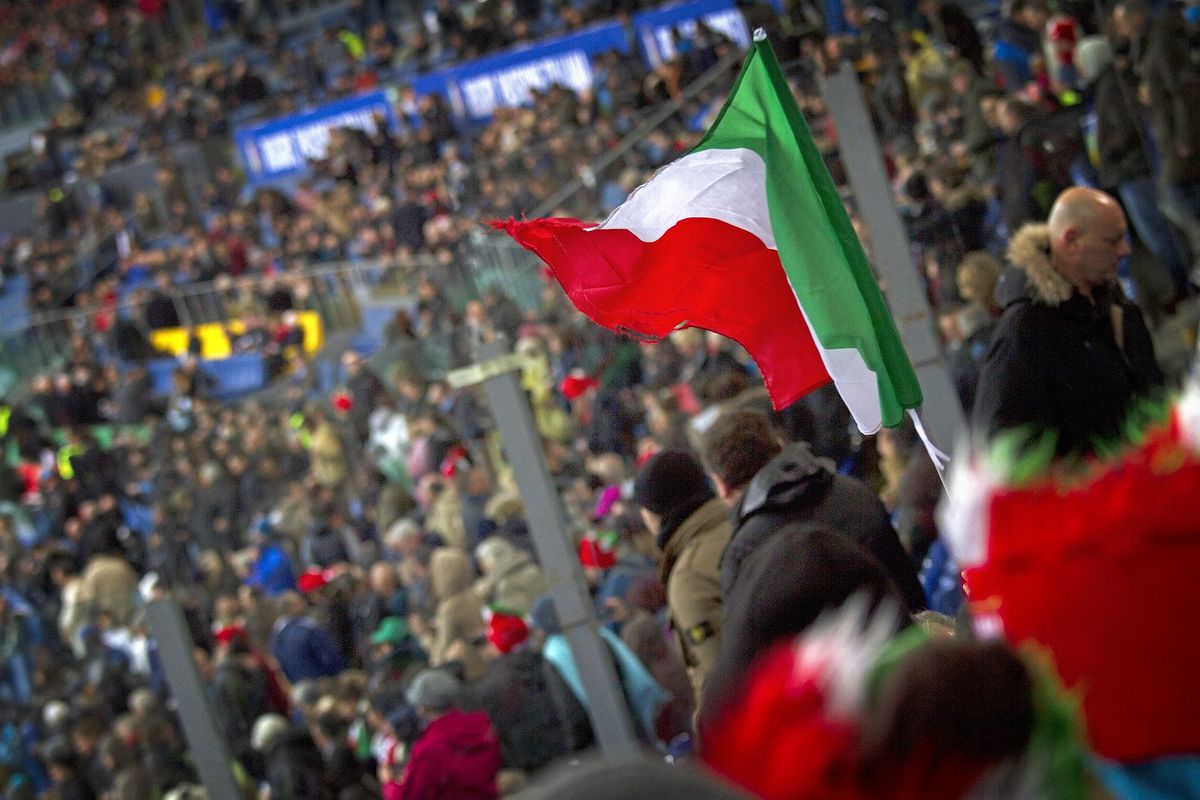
[429,548,485,680]
[309,421,348,489]
[396,709,500,800]
[972,224,1163,457]
[472,538,546,618]
[722,444,925,614]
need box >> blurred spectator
[700,409,925,612]
[973,187,1164,455]
[632,451,730,704]
[400,669,501,800]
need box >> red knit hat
[298,568,331,593]
[487,612,529,654]
[578,534,616,570]
[439,444,470,478]
[941,393,1200,763]
[214,624,248,644]
[560,371,598,401]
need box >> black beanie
[634,450,713,517]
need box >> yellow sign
[150,312,324,359]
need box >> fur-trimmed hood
[1000,223,1075,308]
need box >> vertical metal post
[173,292,193,329]
[472,339,642,759]
[146,599,242,800]
[820,64,966,453]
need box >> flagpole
[819,62,967,467]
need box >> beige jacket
[661,498,733,702]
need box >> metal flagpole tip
[753,27,767,41]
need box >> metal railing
[528,47,745,220]
[0,258,390,391]
[0,77,64,132]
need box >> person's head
[474,537,519,576]
[128,688,158,718]
[311,709,347,749]
[47,553,76,586]
[1073,36,1113,85]
[517,756,751,800]
[71,715,105,757]
[406,668,462,718]
[701,409,783,504]
[858,640,1035,790]
[1111,0,1147,39]
[670,327,703,357]
[278,591,308,619]
[383,519,424,558]
[486,612,530,656]
[1011,0,1050,29]
[334,673,368,718]
[1047,187,1130,297]
[43,701,71,731]
[844,0,867,27]
[98,735,136,772]
[44,741,78,783]
[250,713,290,754]
[530,594,562,636]
[949,62,974,94]
[430,547,474,599]
[633,450,714,539]
[956,251,1002,309]
[995,97,1033,136]
[903,173,931,205]
[369,562,398,595]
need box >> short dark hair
[701,409,781,492]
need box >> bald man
[972,188,1163,456]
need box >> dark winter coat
[461,649,591,773]
[1144,13,1200,184]
[972,224,1164,456]
[1091,64,1153,188]
[995,128,1044,234]
[270,617,348,683]
[949,315,997,414]
[707,523,910,722]
[264,730,336,800]
[722,444,925,613]
[209,660,271,758]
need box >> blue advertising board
[413,21,630,123]
[235,91,397,185]
[632,0,755,67]
[234,0,784,179]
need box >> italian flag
[497,37,921,434]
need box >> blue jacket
[248,545,296,596]
[270,617,347,683]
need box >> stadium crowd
[1,0,1200,797]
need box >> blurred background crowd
[1,0,1199,796]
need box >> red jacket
[397,710,500,800]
